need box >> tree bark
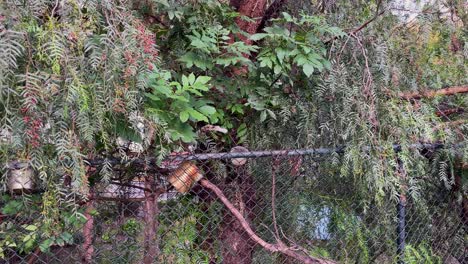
[216,1,271,262]
[82,195,94,264]
[396,85,468,100]
[257,0,287,34]
[143,175,161,264]
[219,165,257,264]
[234,0,268,44]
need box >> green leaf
[188,73,196,85]
[145,93,161,102]
[276,48,288,63]
[322,60,331,70]
[237,123,247,137]
[169,123,197,143]
[188,108,208,122]
[260,110,267,122]
[190,37,208,51]
[153,84,173,96]
[23,233,37,252]
[24,224,38,231]
[1,200,23,215]
[179,111,190,122]
[250,33,269,41]
[303,64,314,77]
[282,12,294,22]
[195,76,211,85]
[39,238,54,253]
[295,54,309,66]
[198,105,216,116]
[179,52,196,68]
[56,237,64,247]
[266,109,277,120]
[274,64,282,75]
[182,75,189,87]
[154,0,170,7]
[60,232,73,244]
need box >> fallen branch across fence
[396,85,468,100]
[199,178,336,264]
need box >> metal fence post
[396,157,407,264]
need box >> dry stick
[436,107,465,117]
[325,0,385,44]
[350,32,379,129]
[199,179,336,264]
[396,85,468,100]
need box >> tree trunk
[220,166,257,264]
[216,1,270,262]
[82,195,94,264]
[143,175,161,264]
[234,0,268,44]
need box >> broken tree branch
[396,85,468,100]
[199,178,336,264]
[436,107,465,117]
[325,0,385,44]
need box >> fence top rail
[76,142,464,168]
[7,143,460,169]
[168,142,464,161]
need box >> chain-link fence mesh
[1,148,466,264]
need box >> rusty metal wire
[1,147,466,264]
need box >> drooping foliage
[0,0,466,261]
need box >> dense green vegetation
[0,0,466,263]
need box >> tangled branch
[199,178,336,264]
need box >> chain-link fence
[1,146,466,264]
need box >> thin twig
[326,0,385,44]
[349,0,384,35]
[109,181,153,193]
[50,0,60,18]
[350,32,379,129]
